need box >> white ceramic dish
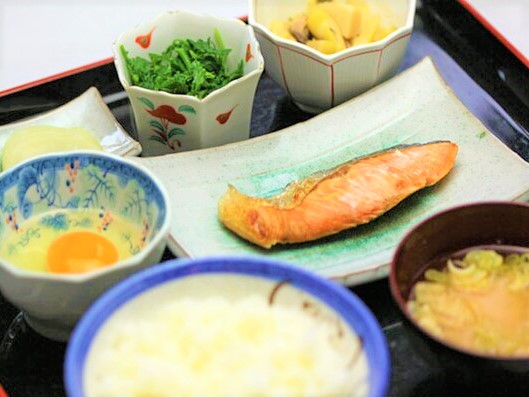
[113,10,264,156]
[0,87,141,157]
[249,0,416,113]
[134,57,529,286]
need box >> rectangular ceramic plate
[135,57,529,286]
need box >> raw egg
[0,209,146,275]
[47,231,119,274]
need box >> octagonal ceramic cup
[249,0,416,113]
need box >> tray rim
[458,0,529,69]
[0,16,248,99]
[0,11,528,397]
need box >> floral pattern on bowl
[0,154,166,240]
[113,10,264,156]
[137,98,192,151]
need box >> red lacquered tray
[459,0,529,68]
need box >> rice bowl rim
[65,256,390,397]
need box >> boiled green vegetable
[120,30,244,99]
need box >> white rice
[84,278,369,397]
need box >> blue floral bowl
[0,151,170,341]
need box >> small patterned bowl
[249,0,416,113]
[113,10,264,156]
[0,151,170,341]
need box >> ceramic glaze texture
[134,58,529,286]
[113,11,264,156]
[0,87,141,156]
[0,152,170,341]
[249,0,416,113]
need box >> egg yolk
[47,231,119,274]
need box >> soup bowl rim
[389,200,529,362]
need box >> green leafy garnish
[120,30,244,99]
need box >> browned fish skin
[218,141,458,248]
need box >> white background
[1,0,527,93]
[461,0,528,66]
[0,0,247,93]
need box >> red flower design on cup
[144,103,187,151]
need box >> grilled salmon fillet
[218,141,458,248]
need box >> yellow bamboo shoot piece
[317,2,362,40]
[347,0,367,8]
[372,23,397,42]
[269,20,296,41]
[353,3,380,46]
[306,39,339,54]
[307,7,346,52]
